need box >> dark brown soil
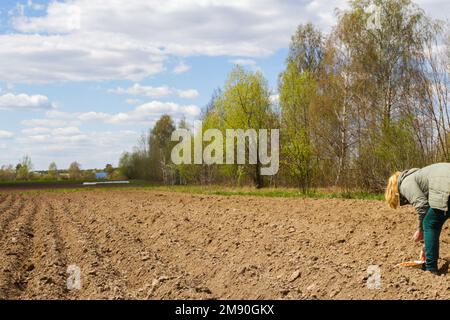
[0,190,448,299]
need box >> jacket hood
[398,168,419,206]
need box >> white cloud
[110,83,199,99]
[173,61,191,74]
[20,127,84,141]
[77,111,111,121]
[45,110,75,119]
[107,101,201,124]
[176,89,200,99]
[1,0,354,84]
[0,33,165,83]
[14,2,81,33]
[21,118,80,127]
[52,126,82,136]
[18,130,88,145]
[19,126,134,150]
[0,130,14,139]
[43,109,108,123]
[0,93,55,110]
[22,127,51,135]
[12,127,140,169]
[21,101,201,126]
[110,84,172,98]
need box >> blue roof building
[95,172,108,180]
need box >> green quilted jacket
[398,163,450,230]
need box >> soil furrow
[0,196,37,299]
[84,193,254,299]
[18,197,70,299]
[50,197,128,299]
[0,194,13,217]
[0,194,20,228]
[0,194,9,207]
[0,200,27,236]
[65,195,200,299]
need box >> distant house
[95,172,108,180]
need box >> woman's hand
[412,230,424,243]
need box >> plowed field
[0,190,448,299]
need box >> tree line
[119,0,450,192]
[0,156,120,182]
[2,0,444,192]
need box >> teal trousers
[423,204,450,272]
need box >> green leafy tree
[0,165,15,181]
[48,162,59,180]
[279,23,324,192]
[16,155,33,181]
[148,115,176,183]
[119,152,134,179]
[68,162,82,180]
[104,164,114,176]
[279,66,317,191]
[204,66,277,188]
[82,169,96,181]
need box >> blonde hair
[385,171,401,209]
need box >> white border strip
[82,181,130,186]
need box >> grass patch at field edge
[3,182,384,201]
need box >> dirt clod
[289,270,301,282]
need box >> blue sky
[0,0,448,170]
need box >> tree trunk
[255,163,263,189]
